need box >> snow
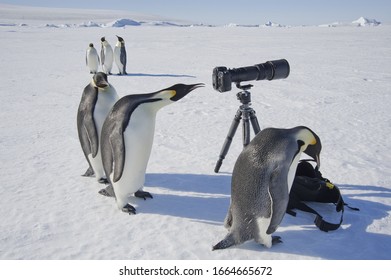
[0,5,391,261]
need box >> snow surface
[0,5,391,260]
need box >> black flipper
[120,46,127,74]
[111,132,126,183]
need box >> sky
[1,0,390,25]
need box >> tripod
[214,84,261,173]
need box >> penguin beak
[93,72,109,88]
[303,132,322,168]
[97,81,109,88]
[169,83,204,101]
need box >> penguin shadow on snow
[138,173,231,224]
[133,174,391,258]
[242,184,391,259]
[118,72,196,78]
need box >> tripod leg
[249,109,261,134]
[242,109,251,146]
[214,109,242,173]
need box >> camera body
[212,59,290,92]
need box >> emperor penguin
[213,126,321,250]
[99,83,204,214]
[114,35,127,75]
[77,72,119,183]
[86,43,100,74]
[100,37,114,75]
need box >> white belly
[102,48,113,72]
[113,105,157,208]
[87,51,99,72]
[91,87,118,179]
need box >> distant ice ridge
[352,17,381,26]
[5,16,382,29]
[104,18,141,27]
[319,17,381,27]
[262,21,285,27]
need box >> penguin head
[89,43,94,48]
[296,126,322,167]
[100,37,105,42]
[116,35,125,42]
[147,83,204,111]
[164,83,204,102]
[92,72,109,89]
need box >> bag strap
[288,196,344,232]
[287,178,347,232]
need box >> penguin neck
[287,152,301,192]
[91,80,111,93]
[287,143,309,192]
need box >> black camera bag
[287,160,359,232]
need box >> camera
[212,59,290,92]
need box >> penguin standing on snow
[86,43,100,74]
[77,72,119,183]
[114,35,127,75]
[213,126,321,250]
[100,37,114,75]
[99,83,204,214]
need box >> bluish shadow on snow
[141,176,391,259]
[118,73,196,78]
[243,184,391,259]
[142,173,231,224]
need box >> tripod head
[235,83,253,105]
[235,82,253,91]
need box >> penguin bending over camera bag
[287,160,359,232]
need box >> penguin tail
[212,234,236,251]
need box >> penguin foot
[82,166,95,177]
[272,236,283,245]
[122,204,136,215]
[98,177,109,184]
[98,185,115,197]
[135,190,153,200]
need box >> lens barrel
[212,59,290,92]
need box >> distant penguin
[213,126,321,250]
[86,43,100,74]
[77,72,119,183]
[99,83,204,214]
[100,37,114,75]
[114,35,127,75]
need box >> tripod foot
[214,159,223,173]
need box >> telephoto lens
[212,59,290,92]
